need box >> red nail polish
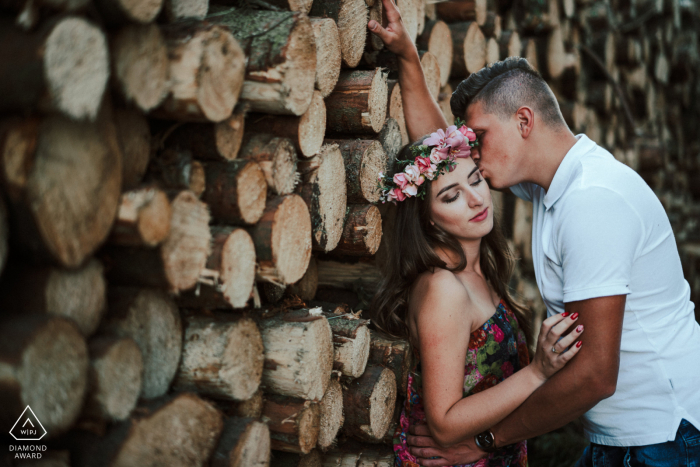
[571,313,579,320]
[561,312,570,317]
[576,325,583,332]
[576,341,583,348]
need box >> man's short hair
[450,57,566,128]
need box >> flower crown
[378,118,479,203]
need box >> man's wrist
[474,429,498,453]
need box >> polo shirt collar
[543,134,596,211]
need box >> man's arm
[368,0,447,140]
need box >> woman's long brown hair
[370,141,533,347]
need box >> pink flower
[444,125,465,147]
[388,187,406,202]
[429,147,442,164]
[415,156,431,172]
[423,128,448,147]
[402,183,418,196]
[423,163,438,179]
[448,142,471,159]
[393,172,409,189]
[458,125,477,142]
[377,171,384,181]
[493,325,504,342]
[403,164,422,183]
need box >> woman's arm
[368,0,447,140]
[413,272,583,448]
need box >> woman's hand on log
[367,0,415,59]
[530,312,584,381]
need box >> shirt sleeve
[556,187,644,303]
[510,182,535,202]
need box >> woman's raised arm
[368,0,448,140]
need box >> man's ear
[515,106,534,138]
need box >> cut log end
[421,20,453,87]
[332,205,382,256]
[337,0,369,67]
[368,70,389,133]
[211,417,271,467]
[368,368,396,438]
[318,379,344,450]
[420,51,441,99]
[310,18,342,98]
[219,228,257,308]
[360,141,387,203]
[237,161,269,223]
[298,91,327,157]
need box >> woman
[370,122,584,467]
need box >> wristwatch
[474,429,498,453]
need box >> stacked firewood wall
[0,0,698,465]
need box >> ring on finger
[551,346,561,354]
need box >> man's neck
[524,129,579,192]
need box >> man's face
[464,101,524,190]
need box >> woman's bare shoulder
[408,269,472,319]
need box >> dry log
[377,117,403,163]
[615,35,642,66]
[559,100,588,133]
[522,37,538,71]
[239,133,298,195]
[438,84,455,125]
[163,112,246,162]
[448,21,486,78]
[261,282,286,304]
[202,159,268,224]
[514,0,557,34]
[109,187,171,247]
[331,205,382,257]
[636,139,665,171]
[326,69,388,135]
[247,195,312,285]
[94,0,163,23]
[325,139,387,204]
[341,365,397,442]
[0,197,6,277]
[0,0,89,22]
[296,144,347,252]
[367,329,413,396]
[0,258,106,337]
[486,37,499,65]
[210,6,316,115]
[0,16,109,120]
[387,80,408,145]
[100,287,182,400]
[314,302,371,378]
[147,148,206,197]
[586,81,613,114]
[173,310,264,401]
[153,21,243,122]
[110,24,169,113]
[177,226,256,309]
[367,0,384,51]
[481,11,501,38]
[310,18,342,98]
[113,108,151,191]
[622,65,648,91]
[499,30,522,59]
[357,447,394,465]
[163,0,208,20]
[0,315,88,437]
[316,258,383,293]
[258,310,334,400]
[417,20,453,87]
[318,379,344,450]
[0,115,121,268]
[263,395,320,454]
[210,417,271,467]
[309,0,367,68]
[419,51,441,99]
[436,0,486,24]
[247,91,326,158]
[102,190,211,293]
[217,387,265,419]
[397,0,417,42]
[323,451,361,466]
[82,336,143,422]
[288,256,318,301]
[214,0,312,13]
[271,450,323,467]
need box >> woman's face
[428,156,493,240]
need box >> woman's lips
[470,207,488,222]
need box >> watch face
[476,430,495,451]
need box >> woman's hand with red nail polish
[529,311,585,381]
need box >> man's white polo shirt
[510,134,700,446]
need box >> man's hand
[367,0,414,58]
[407,421,487,466]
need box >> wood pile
[0,0,698,464]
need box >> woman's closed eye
[444,192,460,204]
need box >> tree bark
[262,395,321,454]
[448,21,486,78]
[377,117,403,163]
[210,417,271,467]
[318,379,344,450]
[325,139,387,203]
[498,30,522,59]
[163,111,246,162]
[162,0,209,21]
[330,205,382,257]
[202,159,268,224]
[341,365,397,442]
[316,258,383,293]
[109,186,172,247]
[417,20,453,87]
[113,107,151,191]
[326,69,388,135]
[239,133,298,196]
[288,256,318,301]
[367,329,414,397]
[310,0,368,68]
[387,80,408,145]
[436,0,486,25]
[94,0,163,24]
[310,18,342,98]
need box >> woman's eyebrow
[468,166,479,177]
[436,183,459,196]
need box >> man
[368,0,700,465]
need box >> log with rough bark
[331,205,382,257]
[325,139,387,204]
[0,115,121,268]
[0,259,106,337]
[0,16,109,120]
[357,447,394,465]
[163,0,208,21]
[110,24,169,113]
[247,195,312,285]
[218,387,265,419]
[239,133,298,195]
[202,159,268,224]
[173,310,264,401]
[326,69,388,135]
[438,84,455,125]
[153,21,243,122]
[481,11,501,38]
[522,37,539,71]
[81,336,143,422]
[534,27,568,80]
[177,226,256,309]
[419,50,441,99]
[486,37,499,65]
[288,256,318,301]
[316,258,383,293]
[310,18,342,98]
[436,0,486,25]
[417,20,453,87]
[636,139,666,172]
[163,112,246,162]
[586,81,613,114]
[0,0,89,23]
[498,30,522,59]
[0,315,88,437]
[94,0,163,23]
[113,108,151,191]
[367,329,413,396]
[263,395,320,454]
[318,379,344,450]
[397,0,417,42]
[214,0,312,13]
[323,450,360,466]
[310,0,368,68]
[377,117,403,163]
[209,6,316,116]
[367,0,384,51]
[210,417,271,467]
[147,148,206,197]
[449,21,486,78]
[68,393,223,467]
[247,91,326,158]
[341,365,397,442]
[387,80,408,145]
[258,310,333,400]
[109,187,171,247]
[296,144,347,252]
[100,287,182,399]
[271,450,323,467]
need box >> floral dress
[393,299,530,467]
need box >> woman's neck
[436,238,483,275]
